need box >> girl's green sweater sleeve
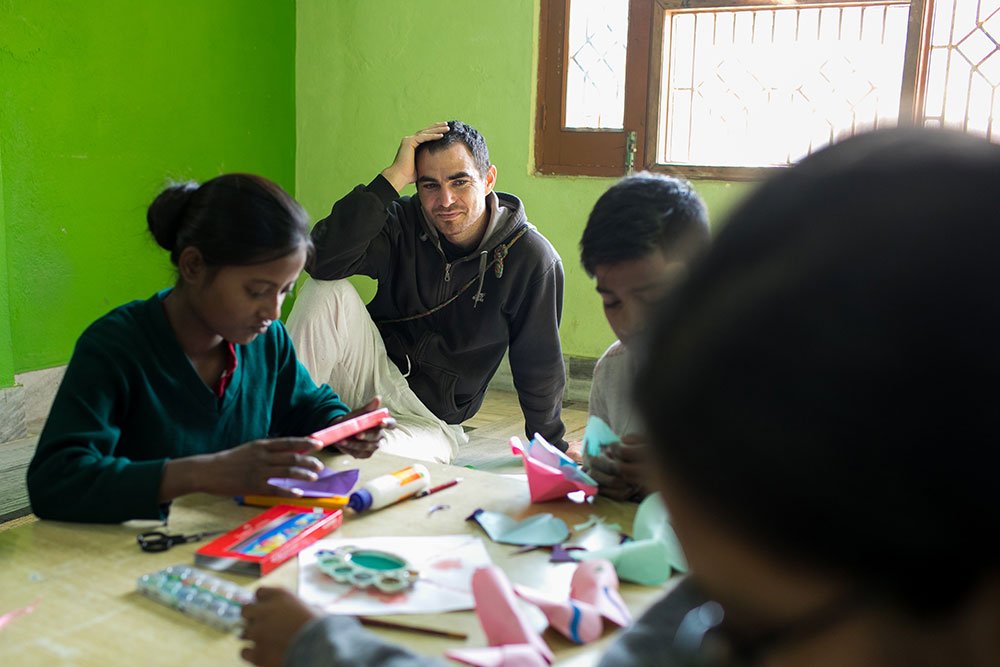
[27,294,351,524]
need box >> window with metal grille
[535,0,999,178]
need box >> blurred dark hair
[147,173,312,268]
[580,172,710,275]
[636,128,1000,615]
[415,120,491,177]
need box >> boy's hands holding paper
[585,434,650,502]
[241,587,319,667]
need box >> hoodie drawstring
[375,226,530,325]
[472,251,488,308]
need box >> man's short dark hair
[580,172,710,276]
[415,120,491,177]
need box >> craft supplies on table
[136,529,225,553]
[510,434,598,502]
[195,505,343,576]
[136,565,254,632]
[238,494,350,511]
[347,464,431,512]
[314,545,419,593]
[266,467,359,498]
[299,535,492,616]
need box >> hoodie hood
[416,191,532,259]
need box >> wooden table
[0,452,669,666]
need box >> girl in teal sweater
[27,174,390,523]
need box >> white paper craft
[298,535,493,615]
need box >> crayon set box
[195,505,343,576]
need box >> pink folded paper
[569,560,632,628]
[513,559,631,645]
[444,566,554,666]
[510,435,598,503]
[446,646,549,667]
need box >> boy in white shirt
[579,172,710,500]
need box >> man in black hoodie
[291,121,568,455]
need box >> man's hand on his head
[381,123,450,193]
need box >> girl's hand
[200,437,325,496]
[328,396,396,459]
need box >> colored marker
[239,494,350,510]
[414,477,462,498]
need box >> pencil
[239,494,349,510]
[414,477,462,498]
[358,616,468,640]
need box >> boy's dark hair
[636,128,1000,616]
[147,173,313,269]
[415,120,491,177]
[580,172,710,276]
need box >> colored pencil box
[195,505,343,576]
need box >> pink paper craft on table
[446,645,549,667]
[445,566,554,667]
[513,559,631,645]
[510,435,598,503]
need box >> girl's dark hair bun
[147,181,199,251]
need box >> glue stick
[347,464,431,512]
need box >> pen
[239,494,350,510]
[414,477,462,498]
[358,616,468,640]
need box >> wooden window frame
[535,0,933,180]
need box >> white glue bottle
[347,464,431,512]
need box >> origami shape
[467,509,569,547]
[446,645,549,667]
[445,566,554,666]
[569,560,632,628]
[267,467,359,498]
[582,415,621,458]
[513,559,630,645]
[510,434,598,503]
[445,559,632,665]
[573,492,688,585]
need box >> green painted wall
[296,0,752,359]
[0,0,296,375]
[0,138,13,386]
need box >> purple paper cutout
[267,467,359,497]
[549,545,587,563]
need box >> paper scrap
[511,435,598,503]
[583,415,621,458]
[467,509,569,547]
[268,467,359,498]
[573,492,687,585]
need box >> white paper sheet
[298,535,493,615]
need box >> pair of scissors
[136,529,225,553]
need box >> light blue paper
[469,509,570,546]
[574,493,687,585]
[583,415,621,458]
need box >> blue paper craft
[572,492,688,585]
[583,415,621,458]
[267,467,359,498]
[467,509,570,546]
